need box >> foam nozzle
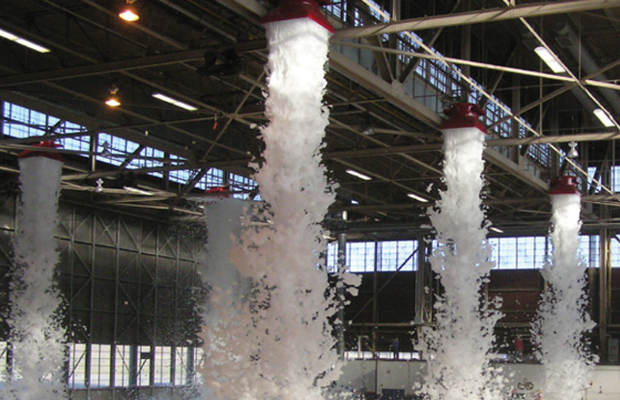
[18,140,64,162]
[261,0,334,33]
[550,175,580,196]
[440,102,488,134]
[206,186,230,198]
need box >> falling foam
[4,156,67,400]
[420,127,503,400]
[532,193,597,400]
[200,18,355,400]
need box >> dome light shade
[105,97,121,107]
[119,3,140,22]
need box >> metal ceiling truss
[0,0,620,234]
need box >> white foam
[532,193,597,400]
[420,127,503,400]
[199,18,355,400]
[6,156,67,400]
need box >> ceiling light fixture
[407,193,429,202]
[0,28,50,53]
[123,186,153,196]
[593,108,616,128]
[119,0,140,22]
[567,141,579,159]
[152,93,198,111]
[489,226,504,233]
[105,84,121,107]
[362,126,375,135]
[345,169,372,181]
[534,46,565,74]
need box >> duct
[521,25,607,127]
[554,19,620,117]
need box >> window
[612,165,620,192]
[90,344,111,388]
[497,237,517,269]
[174,347,192,386]
[323,1,344,20]
[489,236,548,269]
[3,102,48,138]
[326,240,419,273]
[378,240,416,271]
[169,155,194,185]
[2,102,91,153]
[325,241,339,273]
[611,236,620,268]
[579,235,600,268]
[488,235,600,270]
[193,347,205,380]
[154,346,172,386]
[0,342,8,383]
[96,132,140,166]
[347,242,375,272]
[137,346,152,386]
[228,172,259,200]
[114,345,132,387]
[68,343,87,388]
[128,146,164,178]
[67,343,202,389]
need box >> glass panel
[228,172,260,200]
[114,345,132,387]
[68,343,87,389]
[90,344,111,388]
[0,342,6,383]
[154,346,172,386]
[137,346,151,386]
[347,242,375,272]
[174,347,190,386]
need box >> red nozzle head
[440,102,488,134]
[262,0,334,33]
[206,186,230,198]
[18,140,64,162]
[550,175,580,196]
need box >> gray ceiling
[2,0,620,239]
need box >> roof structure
[2,0,620,239]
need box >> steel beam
[328,51,442,129]
[325,131,620,160]
[0,40,266,88]
[333,0,620,39]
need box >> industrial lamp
[567,141,579,159]
[105,84,121,107]
[593,108,616,128]
[119,0,140,22]
[534,46,565,74]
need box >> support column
[599,228,612,362]
[414,236,430,325]
[337,232,347,359]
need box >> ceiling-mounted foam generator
[440,102,488,134]
[549,175,580,196]
[261,0,334,33]
[18,140,64,162]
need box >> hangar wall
[0,193,206,396]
